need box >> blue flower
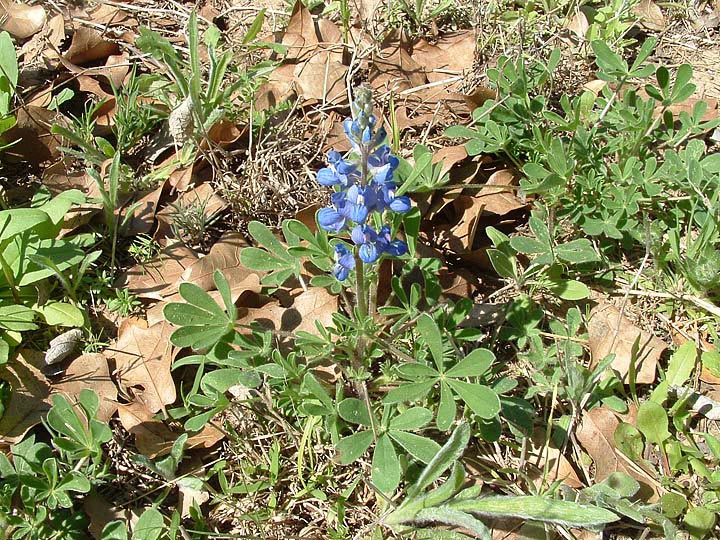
[351,225,379,263]
[376,225,408,257]
[318,207,347,233]
[332,243,355,281]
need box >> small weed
[169,194,222,250]
[105,288,142,317]
[128,234,161,264]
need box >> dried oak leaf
[587,303,665,384]
[282,1,319,62]
[110,319,177,414]
[125,242,198,300]
[527,429,583,489]
[237,287,337,336]
[181,232,257,291]
[53,353,118,422]
[64,27,120,66]
[576,406,660,501]
[0,1,45,39]
[0,350,51,444]
[294,50,348,105]
[411,32,477,83]
[117,402,224,458]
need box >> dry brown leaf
[125,243,198,300]
[64,27,120,66]
[103,53,130,88]
[566,10,589,38]
[254,63,297,112]
[204,121,243,147]
[587,303,665,384]
[43,161,103,233]
[178,483,209,518]
[124,181,166,236]
[282,1,318,61]
[3,105,62,165]
[432,145,468,180]
[412,33,476,83]
[527,429,583,489]
[18,12,63,65]
[370,43,426,93]
[181,232,256,291]
[117,402,224,458]
[237,287,337,336]
[634,0,666,31]
[0,351,51,444]
[662,97,719,123]
[84,492,138,540]
[53,353,118,422]
[294,50,348,105]
[110,320,177,414]
[576,406,660,501]
[477,169,526,216]
[0,1,45,39]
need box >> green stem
[0,251,20,304]
[354,255,368,320]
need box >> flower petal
[359,242,379,263]
[318,207,346,233]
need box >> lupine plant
[164,86,618,534]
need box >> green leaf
[0,208,51,243]
[102,520,129,540]
[449,496,619,527]
[545,279,590,300]
[613,422,644,461]
[407,423,470,498]
[555,239,599,264]
[383,379,437,404]
[389,430,441,463]
[591,40,627,74]
[436,382,456,432]
[337,398,373,426]
[213,269,236,320]
[510,236,547,255]
[446,379,501,419]
[0,305,37,332]
[336,430,374,465]
[666,341,696,387]
[302,372,333,411]
[487,248,515,279]
[35,302,84,327]
[242,9,266,44]
[683,506,716,539]
[200,368,261,396]
[702,350,720,378]
[164,283,234,350]
[417,314,444,372]
[636,400,671,446]
[390,407,433,431]
[133,508,164,540]
[398,363,440,379]
[372,434,400,493]
[414,507,491,540]
[446,349,495,378]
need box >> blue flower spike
[317,86,411,280]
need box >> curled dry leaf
[117,402,224,458]
[411,33,477,83]
[64,27,120,66]
[110,319,177,414]
[587,303,665,384]
[45,327,83,365]
[19,13,64,66]
[576,406,660,501]
[53,353,118,422]
[124,180,166,236]
[0,1,45,39]
[0,350,51,444]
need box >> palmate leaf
[240,220,301,287]
[336,430,374,465]
[164,270,236,350]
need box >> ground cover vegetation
[0,0,719,538]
